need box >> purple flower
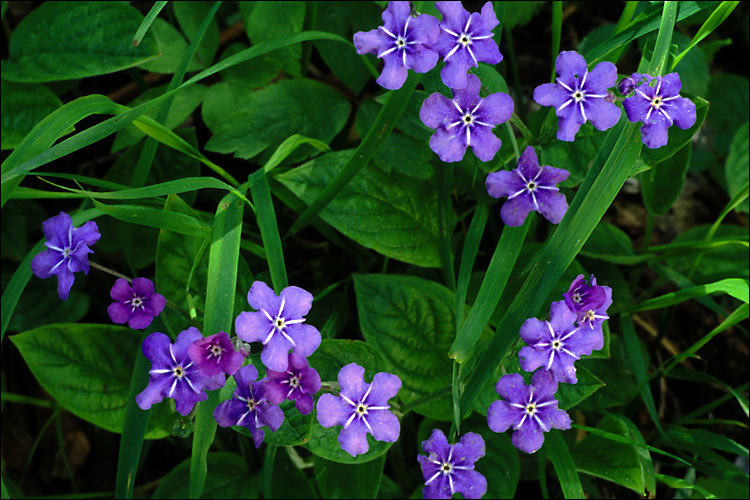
[433,1,502,89]
[518,301,603,384]
[136,328,225,416]
[420,73,513,163]
[487,370,571,454]
[353,1,440,90]
[417,429,487,499]
[316,363,401,457]
[31,211,100,301]
[485,146,570,226]
[106,277,166,330]
[563,274,612,331]
[235,281,321,373]
[622,72,697,149]
[214,364,284,448]
[187,331,244,377]
[618,72,651,96]
[264,352,321,415]
[533,51,621,142]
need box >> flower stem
[89,261,132,282]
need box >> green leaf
[277,150,443,267]
[580,220,636,263]
[462,417,521,499]
[622,278,749,313]
[555,364,604,411]
[136,17,202,74]
[707,74,749,155]
[725,121,749,213]
[10,324,173,439]
[93,200,211,238]
[153,452,259,499]
[173,1,220,69]
[204,78,349,160]
[314,454,386,499]
[641,142,691,215]
[244,1,305,77]
[539,125,611,188]
[2,1,159,82]
[270,447,315,499]
[572,415,647,494]
[353,274,455,419]
[1,80,64,150]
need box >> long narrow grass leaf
[132,1,168,46]
[672,1,739,68]
[455,203,489,333]
[545,430,584,499]
[92,200,211,238]
[250,170,288,292]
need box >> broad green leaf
[725,121,749,213]
[277,150,443,267]
[314,454,386,499]
[555,364,605,411]
[2,1,159,82]
[641,142,691,215]
[664,224,749,283]
[153,452,258,499]
[670,32,710,97]
[7,274,89,333]
[10,324,173,439]
[137,17,203,74]
[353,274,455,419]
[0,200,46,262]
[371,132,434,180]
[580,220,637,263]
[173,1,220,69]
[462,417,521,499]
[1,80,64,150]
[244,1,305,77]
[205,78,349,160]
[270,447,315,499]
[707,74,749,154]
[539,125,611,188]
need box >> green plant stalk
[132,1,168,46]
[544,431,584,498]
[438,163,456,291]
[249,170,289,292]
[550,1,563,82]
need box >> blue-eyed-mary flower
[563,274,612,332]
[263,352,321,415]
[107,277,166,330]
[487,370,571,454]
[420,73,513,163]
[31,211,101,301]
[214,364,284,448]
[533,51,621,142]
[485,146,569,226]
[136,327,225,416]
[316,363,401,457]
[433,1,502,89]
[353,1,440,90]
[418,429,487,499]
[187,331,244,378]
[622,72,697,149]
[235,281,321,373]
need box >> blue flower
[562,274,612,332]
[107,277,166,330]
[418,429,487,499]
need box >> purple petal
[500,196,534,227]
[144,292,166,317]
[436,1,469,33]
[135,375,171,410]
[131,277,155,297]
[405,44,439,73]
[495,373,529,403]
[585,61,618,91]
[420,93,455,130]
[287,323,321,358]
[622,93,651,123]
[367,409,400,442]
[537,165,571,187]
[367,372,401,405]
[55,267,76,301]
[556,107,585,142]
[214,397,247,427]
[478,1,499,32]
[541,406,572,431]
[549,300,578,331]
[235,311,272,343]
[452,468,488,499]
[110,278,133,301]
[471,37,502,65]
[382,0,411,33]
[476,92,514,125]
[128,309,155,330]
[469,125,502,162]
[378,54,409,90]
[585,99,622,132]
[440,53,473,89]
[67,244,93,274]
[659,73,683,96]
[453,74,483,109]
[429,126,468,163]
[487,400,519,433]
[533,82,570,109]
[566,328,604,357]
[42,212,73,245]
[234,364,259,389]
[300,367,322,394]
[257,402,285,432]
[640,122,670,149]
[173,327,203,356]
[316,393,351,428]
[530,369,559,401]
[247,281,281,314]
[518,345,550,373]
[536,190,569,224]
[294,394,314,415]
[74,220,101,247]
[338,419,371,456]
[279,285,313,319]
[555,51,587,83]
[31,249,62,279]
[422,475,452,500]
[512,420,546,454]
[172,379,208,415]
[452,432,485,465]
[422,428,451,458]
[353,28,387,56]
[485,170,524,199]
[671,96,696,129]
[409,13,441,46]
[517,146,541,178]
[338,363,368,398]
[262,379,289,405]
[519,317,548,344]
[261,334,294,372]
[107,302,131,324]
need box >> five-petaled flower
[487,370,571,454]
[31,211,101,301]
[533,51,621,142]
[188,331,244,378]
[107,277,166,330]
[353,1,440,90]
[264,352,322,415]
[622,72,697,149]
[519,300,603,384]
[563,274,612,332]
[214,364,284,448]
[433,1,502,89]
[485,146,570,226]
[420,73,513,162]
[316,363,401,457]
[136,328,225,416]
[235,281,321,373]
[418,429,487,499]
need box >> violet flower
[563,274,612,331]
[622,72,697,149]
[485,146,570,226]
[420,73,513,162]
[136,328,225,416]
[316,363,401,457]
[518,300,604,384]
[433,1,502,89]
[31,211,100,301]
[487,370,571,454]
[107,277,166,330]
[533,50,621,141]
[187,331,244,377]
[264,352,321,415]
[214,364,284,448]
[353,1,440,90]
[618,72,651,96]
[235,281,321,373]
[418,429,487,499]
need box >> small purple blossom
[519,300,603,384]
[136,328,225,416]
[187,331,244,377]
[31,211,100,301]
[563,274,612,331]
[622,72,697,149]
[433,1,502,89]
[107,277,166,330]
[316,363,401,457]
[485,146,570,226]
[418,429,487,499]
[235,281,321,373]
[214,364,284,448]
[420,73,513,162]
[353,1,440,90]
[618,72,652,96]
[264,352,321,415]
[487,370,571,454]
[533,50,621,142]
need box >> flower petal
[487,399,519,433]
[128,309,155,330]
[429,126,468,163]
[469,125,502,162]
[131,277,156,298]
[536,189,569,225]
[452,468,488,499]
[452,432,485,465]
[518,345,549,373]
[585,61,618,92]
[585,98,622,132]
[247,281,281,314]
[316,393,351,428]
[31,249,62,279]
[55,267,76,300]
[512,419,546,454]
[338,363,368,399]
[477,91,514,125]
[495,373,529,402]
[377,54,409,90]
[533,82,570,109]
[485,170,524,199]
[287,323,321,358]
[367,408,400,443]
[235,310,272,343]
[500,195,534,227]
[555,50,587,83]
[353,28,387,56]
[420,92,455,130]
[261,333,294,372]
[337,419,371,456]
[107,302,131,325]
[109,278,133,301]
[367,372,402,405]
